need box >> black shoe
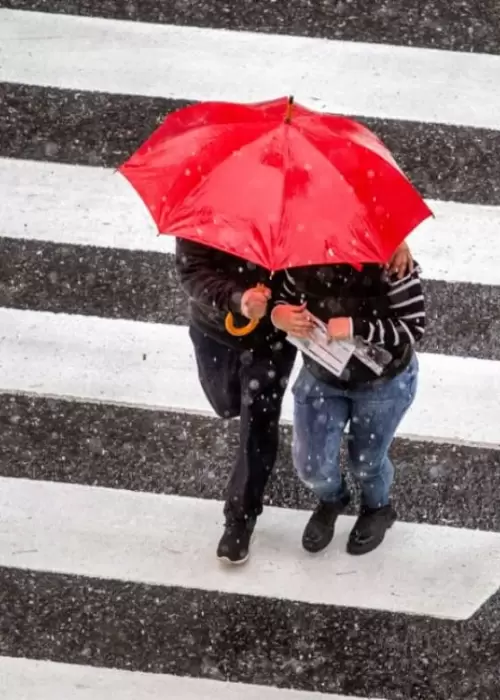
[347,504,397,556]
[217,516,256,565]
[302,494,351,553]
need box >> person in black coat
[271,260,425,556]
[176,238,414,564]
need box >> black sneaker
[302,494,351,553]
[347,504,397,556]
[217,516,256,565]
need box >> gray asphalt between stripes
[1,566,498,699]
[1,393,499,532]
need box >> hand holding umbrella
[226,284,272,336]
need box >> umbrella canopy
[119,96,432,272]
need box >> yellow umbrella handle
[225,314,259,336]
[224,282,266,337]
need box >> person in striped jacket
[271,259,425,556]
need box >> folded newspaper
[286,315,393,378]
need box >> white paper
[287,315,393,378]
[287,318,354,378]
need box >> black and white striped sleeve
[352,266,426,348]
[273,270,306,306]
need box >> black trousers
[189,326,297,521]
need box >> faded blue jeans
[292,354,418,509]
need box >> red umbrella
[119,96,432,334]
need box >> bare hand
[386,240,414,279]
[271,304,314,338]
[240,286,272,320]
[327,317,353,341]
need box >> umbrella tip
[285,95,294,123]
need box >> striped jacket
[275,262,426,386]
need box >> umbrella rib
[291,126,385,261]
[274,123,292,269]
[314,133,428,255]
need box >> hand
[327,317,353,341]
[386,240,414,279]
[271,303,314,338]
[240,286,272,320]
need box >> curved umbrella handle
[225,313,259,336]
[224,282,268,336]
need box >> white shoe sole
[217,531,255,566]
[217,552,250,566]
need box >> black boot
[302,494,351,553]
[217,516,256,565]
[347,504,397,555]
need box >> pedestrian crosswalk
[2,9,499,129]
[3,476,500,619]
[0,2,499,699]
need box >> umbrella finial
[285,95,294,123]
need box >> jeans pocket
[395,354,419,409]
[291,366,317,405]
[406,353,419,394]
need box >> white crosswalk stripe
[2,9,500,129]
[0,657,383,700]
[2,307,500,446]
[0,2,499,699]
[2,476,500,619]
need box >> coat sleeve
[272,269,306,306]
[175,239,246,313]
[352,265,426,349]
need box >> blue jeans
[292,354,418,509]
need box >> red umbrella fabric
[119,96,432,272]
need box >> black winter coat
[175,239,288,352]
